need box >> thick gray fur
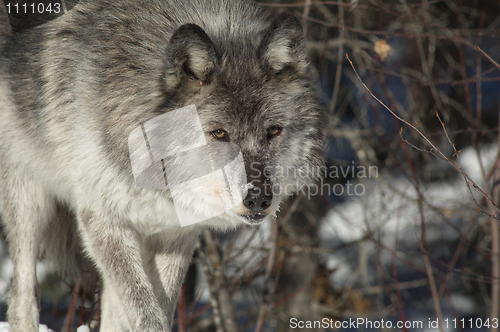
[0,0,324,331]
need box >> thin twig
[254,219,279,332]
[478,46,500,71]
[487,95,500,332]
[392,218,409,332]
[61,280,80,332]
[418,188,444,332]
[177,285,186,332]
[301,0,312,36]
[328,0,344,114]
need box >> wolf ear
[163,24,218,91]
[258,12,308,75]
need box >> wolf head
[127,11,324,226]
[157,12,324,224]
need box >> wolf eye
[267,125,282,139]
[211,129,229,141]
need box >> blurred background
[1,0,500,331]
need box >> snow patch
[0,322,54,332]
[0,322,90,332]
[320,144,498,288]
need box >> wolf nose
[243,188,273,212]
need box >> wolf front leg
[1,180,53,332]
[77,209,172,332]
[143,232,199,326]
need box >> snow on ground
[0,322,54,332]
[319,144,497,289]
[76,326,90,332]
[317,144,498,327]
[0,322,89,332]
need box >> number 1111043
[444,318,498,329]
[5,2,61,14]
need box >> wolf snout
[243,187,273,213]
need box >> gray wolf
[0,0,324,331]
